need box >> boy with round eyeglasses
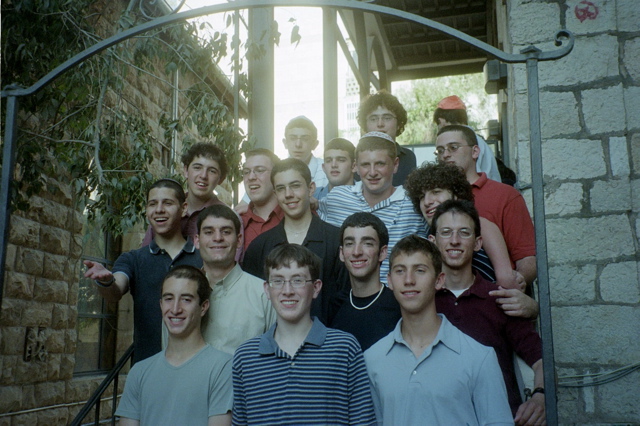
[429,200,545,423]
[232,244,376,426]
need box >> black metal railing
[71,344,134,426]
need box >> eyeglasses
[268,279,314,288]
[436,228,474,239]
[242,167,270,177]
[286,135,314,144]
[274,182,305,194]
[367,114,396,124]
[434,143,470,156]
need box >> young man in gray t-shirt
[116,266,233,426]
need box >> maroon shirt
[436,273,542,414]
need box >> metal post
[0,95,19,299]
[233,9,241,206]
[248,6,275,150]
[323,8,339,140]
[353,11,370,98]
[523,46,558,425]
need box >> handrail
[0,0,574,99]
[70,344,134,426]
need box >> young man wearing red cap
[434,95,502,182]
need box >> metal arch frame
[1,1,574,423]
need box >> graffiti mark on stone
[575,0,599,22]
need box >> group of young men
[84,91,546,425]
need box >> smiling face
[340,226,387,282]
[283,127,318,164]
[183,156,222,202]
[160,276,209,339]
[243,154,275,206]
[431,211,482,271]
[420,188,454,226]
[365,105,399,140]
[322,149,355,188]
[195,215,239,269]
[146,187,185,237]
[273,169,314,221]
[264,262,322,325]
[388,251,445,315]
[357,149,399,199]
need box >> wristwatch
[94,276,115,287]
[525,387,545,400]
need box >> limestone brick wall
[0,3,235,424]
[499,0,639,423]
[0,176,128,424]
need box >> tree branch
[92,58,112,183]
[21,130,94,147]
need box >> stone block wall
[0,177,128,425]
[0,1,237,423]
[500,0,639,423]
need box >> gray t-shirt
[116,344,232,425]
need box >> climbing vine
[1,0,249,236]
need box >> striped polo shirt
[319,182,428,283]
[232,318,376,425]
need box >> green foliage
[395,74,497,145]
[1,0,247,236]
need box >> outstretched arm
[83,260,129,303]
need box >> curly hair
[404,162,473,215]
[357,90,407,136]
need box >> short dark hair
[284,116,318,140]
[162,265,211,307]
[437,124,477,146]
[197,204,241,235]
[340,212,389,248]
[264,243,321,281]
[181,142,229,182]
[433,108,468,126]
[389,235,442,275]
[245,148,280,167]
[430,199,481,238]
[271,157,312,186]
[356,133,397,160]
[405,162,474,216]
[357,90,408,136]
[147,178,186,204]
[325,138,356,162]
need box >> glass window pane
[75,317,101,373]
[80,217,106,259]
[77,276,104,315]
[100,316,118,371]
